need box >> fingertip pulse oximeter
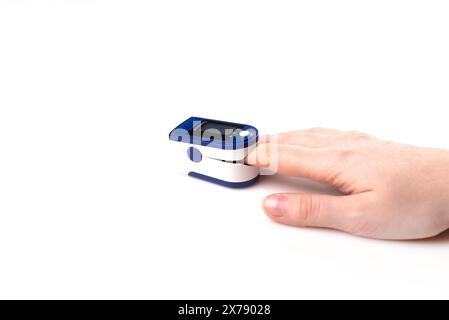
[169,117,259,188]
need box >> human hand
[247,128,449,240]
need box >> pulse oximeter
[169,117,259,188]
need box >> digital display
[169,116,258,150]
[189,120,245,141]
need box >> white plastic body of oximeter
[168,117,259,188]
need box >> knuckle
[297,194,320,222]
[332,146,355,162]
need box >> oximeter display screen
[169,117,257,150]
[189,120,245,141]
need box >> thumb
[263,193,367,233]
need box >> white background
[1,0,449,299]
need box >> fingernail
[264,194,287,217]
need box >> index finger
[246,142,338,183]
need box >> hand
[247,128,449,240]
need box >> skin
[246,128,449,240]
